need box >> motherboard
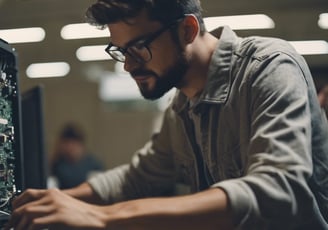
[0,39,23,223]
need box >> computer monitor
[21,85,47,189]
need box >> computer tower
[0,38,24,226]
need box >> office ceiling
[0,0,328,83]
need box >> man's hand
[6,187,234,230]
[6,188,107,230]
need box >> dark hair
[59,123,85,143]
[85,0,206,34]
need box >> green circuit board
[0,43,21,220]
[0,70,18,214]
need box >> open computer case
[0,38,24,227]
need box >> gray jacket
[89,26,328,229]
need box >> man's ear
[181,14,199,44]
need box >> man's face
[59,139,84,162]
[319,85,328,107]
[131,48,189,100]
[108,11,189,100]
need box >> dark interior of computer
[21,85,47,190]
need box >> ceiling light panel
[26,62,70,78]
[318,13,328,29]
[204,14,275,31]
[76,45,112,61]
[61,23,109,40]
[289,40,328,55]
[0,27,45,44]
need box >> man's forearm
[101,188,234,230]
[63,182,104,205]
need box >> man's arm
[101,187,233,230]
[7,187,234,230]
[63,182,104,205]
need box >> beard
[131,53,189,100]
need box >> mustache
[130,69,158,79]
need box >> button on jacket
[89,26,328,229]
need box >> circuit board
[0,39,23,223]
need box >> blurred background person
[50,122,104,189]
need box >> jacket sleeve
[212,52,317,229]
[88,108,177,204]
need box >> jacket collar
[173,26,239,114]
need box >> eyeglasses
[105,18,183,64]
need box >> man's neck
[180,32,219,99]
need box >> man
[7,0,328,229]
[50,123,103,189]
[317,84,328,119]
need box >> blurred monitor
[21,85,47,189]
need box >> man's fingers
[6,188,92,230]
[12,189,47,209]
[27,214,61,230]
[14,215,29,230]
[8,197,56,229]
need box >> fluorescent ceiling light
[288,40,328,55]
[76,45,112,61]
[99,72,176,109]
[26,62,70,78]
[99,62,141,101]
[0,27,45,44]
[100,74,142,101]
[318,13,328,29]
[204,14,275,31]
[61,23,109,39]
[99,62,176,108]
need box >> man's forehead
[107,16,162,46]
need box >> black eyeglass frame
[105,17,184,64]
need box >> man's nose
[123,54,140,73]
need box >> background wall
[21,76,161,170]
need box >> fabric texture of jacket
[89,26,328,229]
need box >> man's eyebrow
[111,33,149,48]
